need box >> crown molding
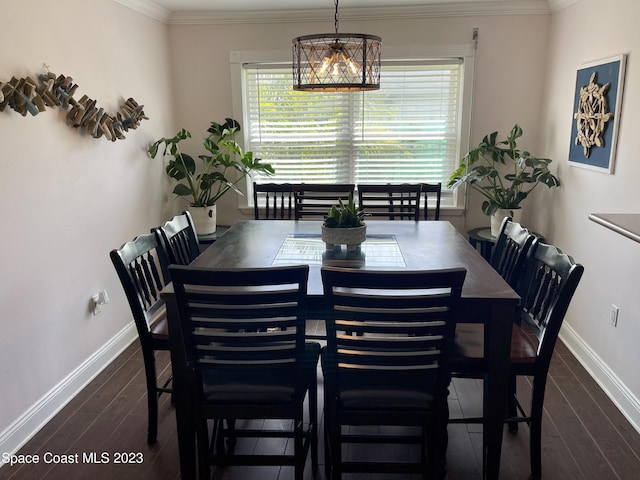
[546,0,580,13]
[114,0,550,25]
[113,0,171,23]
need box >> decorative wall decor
[569,54,626,174]
[0,68,148,142]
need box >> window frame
[230,45,475,212]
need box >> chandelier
[292,0,382,92]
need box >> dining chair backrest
[321,266,467,399]
[110,232,172,443]
[154,211,200,265]
[516,240,584,366]
[293,183,355,220]
[111,232,170,328]
[253,182,295,220]
[421,182,442,220]
[490,216,536,288]
[357,183,422,221]
[169,264,310,374]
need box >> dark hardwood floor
[2,323,640,480]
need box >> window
[231,46,475,208]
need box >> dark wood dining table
[165,219,519,480]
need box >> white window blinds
[244,61,463,192]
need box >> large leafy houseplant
[148,118,274,207]
[447,124,561,216]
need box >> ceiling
[119,0,568,23]
[145,0,504,11]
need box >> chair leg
[309,382,318,468]
[426,402,449,480]
[329,416,342,480]
[214,420,225,455]
[529,377,547,479]
[142,348,159,444]
[324,415,332,478]
[507,374,519,433]
[225,419,237,449]
[198,418,212,480]
[295,419,304,480]
[421,427,429,480]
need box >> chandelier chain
[334,0,339,35]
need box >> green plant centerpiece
[148,118,274,234]
[321,194,367,252]
[447,124,561,235]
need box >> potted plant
[321,194,367,251]
[148,118,274,234]
[447,124,561,236]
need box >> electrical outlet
[610,305,619,327]
[90,295,101,316]
[90,289,109,316]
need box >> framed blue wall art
[568,54,626,174]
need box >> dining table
[164,219,519,480]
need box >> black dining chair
[421,182,442,221]
[490,216,537,288]
[321,266,467,480]
[110,233,172,443]
[153,211,200,266]
[168,264,320,480]
[293,183,355,220]
[357,183,422,221]
[253,181,294,220]
[452,240,584,479]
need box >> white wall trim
[0,323,138,464]
[560,323,640,435]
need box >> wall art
[568,54,626,174]
[0,68,148,142]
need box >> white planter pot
[490,208,522,237]
[321,224,367,252]
[189,205,217,235]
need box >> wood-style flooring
[2,323,640,480]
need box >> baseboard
[559,323,640,434]
[0,323,137,463]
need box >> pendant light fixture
[292,0,382,92]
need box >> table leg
[483,303,514,479]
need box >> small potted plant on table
[321,194,366,252]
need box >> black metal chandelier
[292,0,382,92]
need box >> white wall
[536,0,640,429]
[0,0,174,451]
[166,13,550,232]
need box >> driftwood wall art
[569,54,626,174]
[0,69,148,142]
[573,71,613,159]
